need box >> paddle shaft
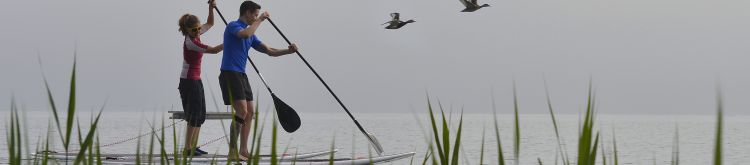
[213,6,274,94]
[212,3,303,133]
[265,18,373,143]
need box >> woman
[177,0,223,156]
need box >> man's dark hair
[239,1,261,16]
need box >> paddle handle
[212,5,229,25]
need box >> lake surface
[1,110,748,164]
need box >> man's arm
[255,43,298,57]
[236,12,269,38]
[205,44,224,54]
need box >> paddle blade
[366,133,385,156]
[272,94,301,133]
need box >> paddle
[265,18,385,156]
[212,4,301,133]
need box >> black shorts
[178,79,206,127]
[219,70,254,105]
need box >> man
[219,0,298,161]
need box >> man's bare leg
[239,101,255,158]
[228,100,248,160]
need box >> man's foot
[228,151,248,161]
[195,147,208,154]
[240,151,252,159]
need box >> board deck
[34,149,335,161]
[97,152,416,165]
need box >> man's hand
[287,44,298,53]
[258,11,270,22]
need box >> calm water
[1,110,748,165]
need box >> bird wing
[391,13,400,20]
[459,0,471,7]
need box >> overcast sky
[1,0,749,115]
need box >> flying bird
[382,13,415,29]
[459,0,490,12]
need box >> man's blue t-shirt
[221,19,264,73]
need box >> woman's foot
[195,147,208,154]
[182,148,203,157]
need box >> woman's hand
[208,0,216,8]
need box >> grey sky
[1,0,749,115]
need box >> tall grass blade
[588,133,600,165]
[64,54,78,151]
[21,108,31,164]
[439,102,451,164]
[425,94,446,164]
[76,120,82,147]
[73,109,103,165]
[512,83,520,165]
[612,129,618,165]
[576,80,598,165]
[39,56,65,146]
[136,124,142,165]
[421,145,432,165]
[33,134,41,165]
[449,111,464,165]
[601,135,606,165]
[271,110,279,165]
[159,118,168,165]
[88,114,96,165]
[96,134,102,165]
[249,94,261,158]
[7,101,20,165]
[171,119,181,165]
[292,148,299,165]
[211,153,218,165]
[328,134,336,165]
[543,76,569,165]
[252,110,269,165]
[148,117,156,165]
[713,88,723,165]
[538,158,543,165]
[491,90,506,165]
[6,102,13,164]
[42,121,52,165]
[13,109,22,164]
[479,124,486,165]
[671,124,679,165]
[73,120,86,164]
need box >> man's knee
[232,100,248,115]
[245,102,254,116]
[233,115,246,124]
